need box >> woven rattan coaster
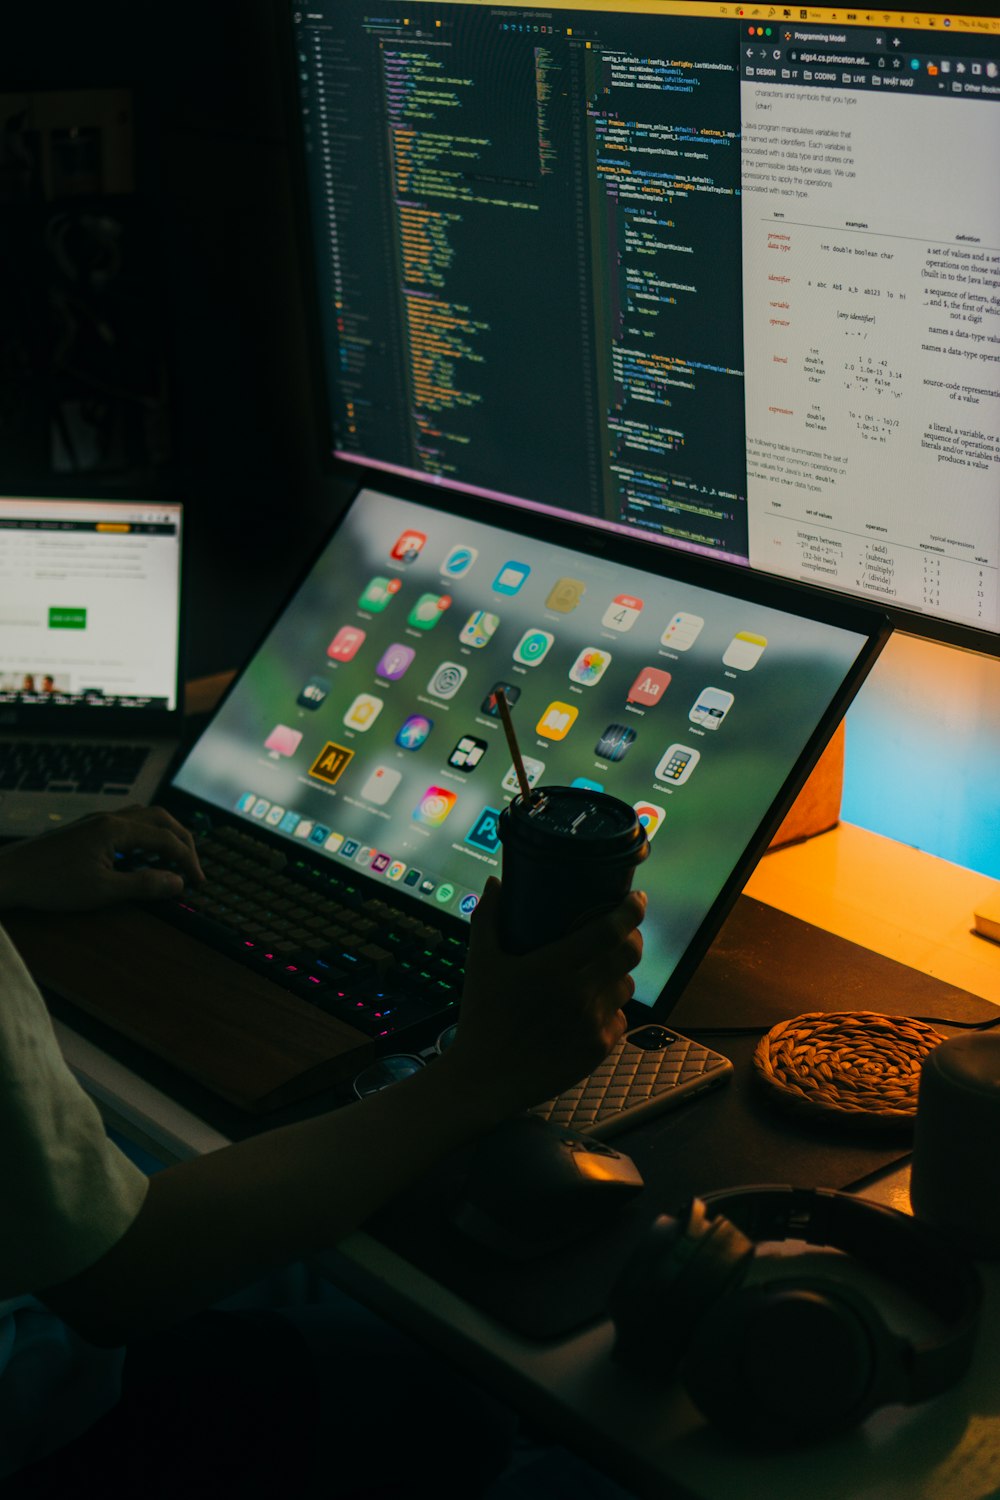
[753,1011,947,1130]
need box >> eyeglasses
[352,1023,459,1099]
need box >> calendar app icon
[602,593,643,633]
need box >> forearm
[41,1052,511,1346]
[36,876,643,1346]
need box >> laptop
[0,496,184,838]
[4,478,889,1113]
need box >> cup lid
[502,785,647,858]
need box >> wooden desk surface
[52,822,1000,1500]
[745,821,999,1006]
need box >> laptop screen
[0,497,183,713]
[171,483,886,1007]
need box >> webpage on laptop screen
[0,499,182,711]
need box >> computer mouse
[450,1115,645,1261]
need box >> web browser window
[741,19,1000,633]
[0,498,182,710]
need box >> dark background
[2,0,354,680]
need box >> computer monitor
[287,1,1000,656]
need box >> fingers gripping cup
[497,788,649,955]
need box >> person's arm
[0,809,643,1347]
[38,877,644,1346]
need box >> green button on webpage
[48,607,87,629]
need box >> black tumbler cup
[497,786,649,954]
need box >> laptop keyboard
[0,741,151,794]
[153,823,465,1040]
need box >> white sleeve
[0,925,148,1297]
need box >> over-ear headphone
[609,1186,983,1446]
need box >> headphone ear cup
[611,1199,755,1380]
[682,1278,880,1445]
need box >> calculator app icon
[655,744,701,785]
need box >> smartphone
[531,1024,733,1139]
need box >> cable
[688,1013,1000,1039]
[685,1026,771,1037]
[912,1013,1000,1031]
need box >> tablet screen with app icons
[172,482,887,1010]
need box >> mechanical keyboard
[147,823,732,1130]
[152,822,465,1040]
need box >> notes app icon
[723,632,767,671]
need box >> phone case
[532,1025,733,1139]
